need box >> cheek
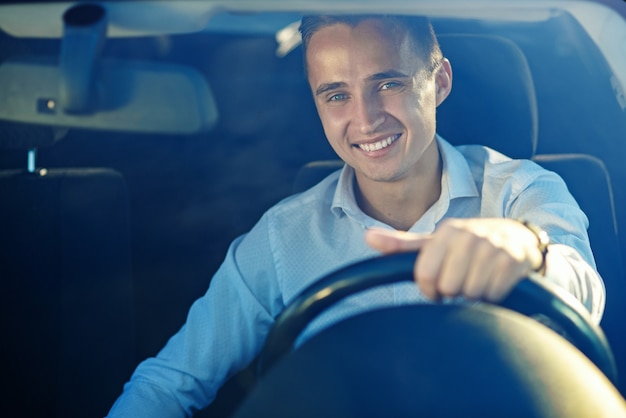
[317,105,349,139]
[388,88,437,129]
[381,94,422,128]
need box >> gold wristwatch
[519,220,550,275]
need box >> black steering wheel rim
[258,251,617,383]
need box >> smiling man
[108,15,605,417]
[301,15,603,304]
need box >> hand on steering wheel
[364,220,547,303]
[258,251,617,384]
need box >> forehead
[305,19,420,83]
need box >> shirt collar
[438,135,480,201]
[330,135,479,223]
[330,164,359,219]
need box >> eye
[327,93,348,103]
[380,80,402,91]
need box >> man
[108,15,604,417]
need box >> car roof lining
[0,1,607,38]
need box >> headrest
[0,121,60,149]
[436,34,538,159]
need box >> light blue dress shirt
[108,136,605,417]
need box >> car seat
[0,122,136,418]
[531,153,626,395]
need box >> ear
[435,58,453,106]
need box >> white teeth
[358,136,396,152]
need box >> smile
[357,134,400,152]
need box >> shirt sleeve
[107,212,284,417]
[543,244,606,323]
[509,166,606,324]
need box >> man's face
[306,19,451,186]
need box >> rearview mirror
[0,56,218,134]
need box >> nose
[353,93,385,135]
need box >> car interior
[0,5,625,417]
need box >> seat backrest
[292,160,344,194]
[436,34,538,159]
[0,163,136,417]
[532,153,626,395]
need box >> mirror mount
[59,3,107,114]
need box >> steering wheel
[257,251,617,383]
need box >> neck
[355,141,442,231]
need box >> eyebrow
[366,70,411,81]
[315,82,347,97]
[314,70,411,97]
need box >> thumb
[365,227,430,254]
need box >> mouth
[354,134,401,152]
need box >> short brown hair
[299,15,443,76]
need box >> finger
[436,232,476,298]
[414,228,454,300]
[461,239,499,300]
[484,254,526,302]
[364,228,430,254]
